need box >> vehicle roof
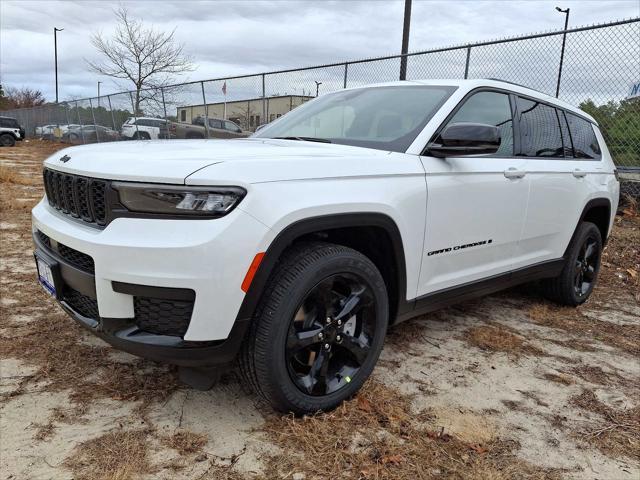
[341,79,597,124]
[128,116,166,120]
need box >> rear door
[515,99,606,267]
[417,89,530,296]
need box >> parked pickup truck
[168,116,250,139]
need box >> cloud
[0,0,638,102]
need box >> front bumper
[60,299,249,367]
[32,198,270,358]
[33,228,257,367]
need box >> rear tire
[0,134,16,147]
[541,221,602,306]
[134,132,150,140]
[238,242,388,414]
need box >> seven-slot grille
[43,168,108,227]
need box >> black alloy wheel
[286,273,377,396]
[574,235,599,299]
[541,221,603,306]
[238,242,389,414]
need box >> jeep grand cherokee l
[32,79,619,414]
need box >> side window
[517,97,564,157]
[224,120,241,132]
[209,119,223,129]
[565,113,602,160]
[448,91,514,156]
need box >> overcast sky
[1,0,638,101]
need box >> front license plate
[35,255,56,297]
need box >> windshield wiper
[272,136,332,143]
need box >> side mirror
[426,122,501,158]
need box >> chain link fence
[3,17,639,194]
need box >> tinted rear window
[517,97,564,157]
[0,117,19,128]
[565,113,601,159]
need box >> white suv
[121,117,168,140]
[32,79,619,414]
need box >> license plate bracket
[34,252,61,299]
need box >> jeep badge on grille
[60,155,70,163]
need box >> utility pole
[54,27,64,103]
[555,7,570,98]
[399,0,412,80]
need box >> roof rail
[485,78,549,96]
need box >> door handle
[504,168,526,179]
[572,169,587,178]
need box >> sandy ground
[1,140,639,480]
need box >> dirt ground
[1,139,639,480]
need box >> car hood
[42,138,401,184]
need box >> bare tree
[87,7,194,115]
[231,102,259,131]
[0,86,46,109]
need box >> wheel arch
[235,212,409,326]
[565,197,612,256]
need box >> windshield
[253,85,456,152]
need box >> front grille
[36,230,51,248]
[63,288,99,318]
[43,168,108,227]
[36,230,95,274]
[58,243,95,274]
[134,297,194,337]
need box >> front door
[417,90,529,297]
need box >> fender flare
[234,212,408,324]
[564,197,612,256]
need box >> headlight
[112,183,246,218]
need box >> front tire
[239,242,388,414]
[541,221,603,306]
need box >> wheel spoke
[335,287,365,321]
[584,241,596,261]
[584,265,596,282]
[287,326,323,352]
[304,348,332,394]
[339,333,370,365]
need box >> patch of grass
[262,380,563,480]
[161,429,208,456]
[33,405,89,441]
[64,429,154,480]
[528,303,640,357]
[463,324,544,357]
[0,310,181,410]
[570,364,627,386]
[0,165,37,185]
[571,389,640,461]
[541,373,574,386]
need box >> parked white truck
[33,79,618,414]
